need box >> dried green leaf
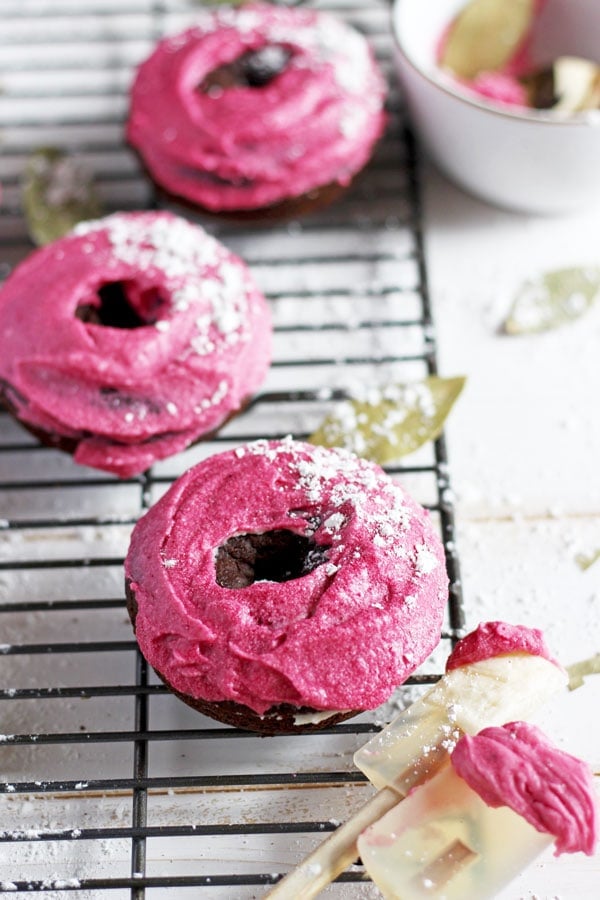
[503,267,600,335]
[575,548,600,572]
[309,376,466,464]
[440,0,535,81]
[567,653,600,691]
[22,147,102,246]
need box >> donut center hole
[76,281,167,329]
[200,45,293,93]
[215,529,331,589]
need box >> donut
[126,3,387,217]
[124,438,448,734]
[0,211,271,477]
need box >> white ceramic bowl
[392,0,600,214]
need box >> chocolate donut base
[153,177,350,225]
[125,579,360,735]
[0,379,252,478]
[0,380,81,455]
[128,143,358,224]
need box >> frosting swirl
[452,721,598,855]
[0,211,271,477]
[126,3,387,211]
[446,620,562,672]
[125,438,448,714]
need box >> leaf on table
[567,653,600,691]
[22,147,102,246]
[502,266,600,335]
[308,376,466,464]
[575,548,600,571]
[440,0,536,81]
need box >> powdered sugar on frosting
[74,213,247,350]
[246,438,415,557]
[125,439,448,714]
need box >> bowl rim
[391,0,600,129]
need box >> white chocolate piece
[553,56,600,112]
[355,654,567,791]
[266,653,566,899]
[357,763,553,900]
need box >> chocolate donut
[0,211,271,477]
[125,439,448,733]
[126,3,387,217]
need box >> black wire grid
[0,1,464,895]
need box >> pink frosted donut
[126,3,387,215]
[0,211,271,477]
[125,438,448,733]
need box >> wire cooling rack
[0,1,464,895]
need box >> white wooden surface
[427,166,600,899]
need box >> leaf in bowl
[22,147,102,246]
[309,376,465,464]
[503,267,600,335]
[440,0,536,80]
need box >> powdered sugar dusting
[195,2,373,86]
[313,380,440,457]
[415,542,440,576]
[246,439,416,557]
[74,212,250,350]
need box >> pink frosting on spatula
[452,721,598,856]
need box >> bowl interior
[530,0,600,65]
[394,0,600,75]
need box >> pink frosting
[125,439,448,714]
[127,3,387,211]
[452,722,598,855]
[0,211,271,477]
[446,621,562,672]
